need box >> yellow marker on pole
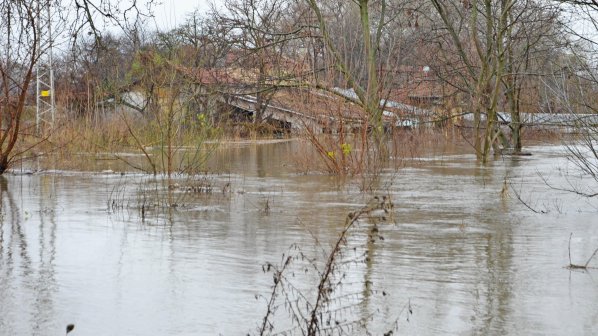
[40,90,51,97]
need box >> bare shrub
[254,196,411,336]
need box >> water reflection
[0,144,597,335]
[32,176,59,335]
[0,176,59,335]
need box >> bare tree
[429,0,518,162]
[0,0,154,174]
[211,0,303,128]
[70,0,157,44]
[0,0,39,173]
[303,0,388,132]
[428,0,567,160]
[278,0,426,175]
[540,0,598,196]
[501,1,561,153]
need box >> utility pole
[36,0,55,135]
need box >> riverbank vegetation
[1,0,598,179]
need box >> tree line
[2,0,598,174]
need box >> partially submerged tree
[0,0,39,173]
[120,47,218,178]
[303,0,387,132]
[0,0,155,174]
[429,0,518,162]
[428,0,562,160]
[500,1,561,153]
[292,0,425,176]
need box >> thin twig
[567,233,598,269]
[584,247,598,268]
[569,232,573,266]
[509,182,547,214]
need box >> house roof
[267,87,368,121]
[172,64,247,85]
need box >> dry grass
[11,114,221,172]
[8,112,571,174]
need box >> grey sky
[151,0,223,30]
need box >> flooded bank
[1,142,597,335]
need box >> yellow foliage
[341,143,352,156]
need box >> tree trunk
[0,155,8,174]
[359,0,382,130]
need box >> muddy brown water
[0,141,597,335]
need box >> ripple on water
[1,144,597,335]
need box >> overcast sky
[151,0,224,30]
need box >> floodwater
[0,141,597,335]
